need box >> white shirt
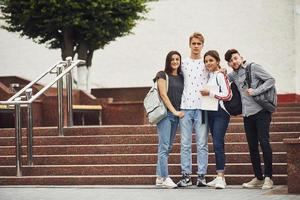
[180,57,209,109]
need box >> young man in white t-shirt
[177,32,209,187]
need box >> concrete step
[230,116,300,123]
[275,107,300,112]
[0,174,287,185]
[0,123,299,137]
[0,152,287,165]
[0,163,286,176]
[272,112,300,117]
[230,112,300,117]
[0,132,299,146]
[0,101,298,186]
[277,103,300,107]
[0,142,288,155]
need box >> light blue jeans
[179,109,208,175]
[156,112,179,178]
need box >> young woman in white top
[200,50,232,189]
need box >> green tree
[0,0,153,90]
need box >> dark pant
[208,106,230,172]
[243,110,272,179]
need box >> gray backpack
[245,63,277,113]
[143,73,169,124]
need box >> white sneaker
[242,178,264,188]
[262,177,273,190]
[156,177,163,186]
[162,177,177,189]
[215,177,226,189]
[207,176,227,188]
[207,177,219,187]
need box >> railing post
[57,64,64,136]
[0,59,84,176]
[14,97,22,176]
[25,88,33,166]
[65,57,73,127]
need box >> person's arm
[210,73,232,101]
[157,78,184,118]
[227,72,233,82]
[248,64,275,96]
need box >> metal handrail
[0,60,84,105]
[7,61,64,102]
[0,58,85,176]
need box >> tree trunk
[86,49,94,67]
[60,27,75,89]
[77,41,89,91]
[77,66,89,92]
[61,27,74,60]
[85,49,94,93]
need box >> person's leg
[168,113,179,154]
[179,110,194,175]
[194,109,209,176]
[255,110,272,178]
[207,108,229,189]
[243,114,263,180]
[158,112,179,188]
[177,110,193,187]
[194,109,209,187]
[212,108,230,174]
[156,114,172,178]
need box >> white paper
[200,85,219,111]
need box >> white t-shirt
[180,57,209,109]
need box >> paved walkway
[0,186,299,200]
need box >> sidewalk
[0,185,299,200]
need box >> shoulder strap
[215,72,222,86]
[245,63,253,87]
[215,72,222,92]
[215,74,219,86]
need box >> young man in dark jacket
[225,49,275,189]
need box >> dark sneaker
[177,173,192,187]
[196,174,207,187]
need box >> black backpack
[216,73,242,116]
[224,82,242,116]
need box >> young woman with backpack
[155,51,185,188]
[199,50,232,189]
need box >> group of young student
[154,32,276,189]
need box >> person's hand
[246,88,255,96]
[174,111,185,118]
[200,89,210,96]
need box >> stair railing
[0,57,85,176]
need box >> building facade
[0,0,299,96]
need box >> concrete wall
[0,0,297,94]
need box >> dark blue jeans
[207,105,230,172]
[243,109,272,179]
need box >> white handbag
[143,73,169,124]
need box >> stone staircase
[0,103,299,185]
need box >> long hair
[164,51,182,75]
[204,50,221,69]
